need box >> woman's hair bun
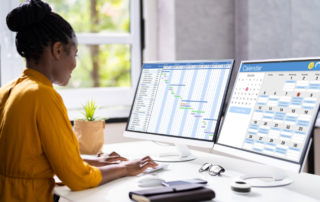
[6,0,52,32]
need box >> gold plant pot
[74,120,105,154]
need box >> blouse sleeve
[36,87,102,191]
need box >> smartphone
[162,178,207,187]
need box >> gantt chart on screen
[218,61,320,162]
[128,61,232,140]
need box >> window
[0,0,141,119]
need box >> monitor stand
[236,165,293,187]
[152,144,197,162]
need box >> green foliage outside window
[47,0,129,33]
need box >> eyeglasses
[199,163,225,176]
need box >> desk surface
[54,141,320,202]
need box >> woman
[0,0,157,201]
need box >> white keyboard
[143,164,169,173]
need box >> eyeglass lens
[199,163,211,172]
[209,165,225,176]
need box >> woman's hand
[95,155,128,166]
[96,151,120,158]
[83,151,128,167]
[97,156,158,185]
[122,156,158,176]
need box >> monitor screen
[127,60,234,141]
[217,59,320,163]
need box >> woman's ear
[52,41,63,60]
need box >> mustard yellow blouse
[0,69,102,202]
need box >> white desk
[54,141,320,202]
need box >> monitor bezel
[215,57,320,170]
[125,59,235,143]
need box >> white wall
[104,123,139,144]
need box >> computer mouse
[137,176,165,187]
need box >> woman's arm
[37,91,156,189]
[98,156,158,185]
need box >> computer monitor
[124,60,234,162]
[215,57,319,187]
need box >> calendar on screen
[218,60,320,163]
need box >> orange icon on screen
[245,87,249,91]
[297,92,301,97]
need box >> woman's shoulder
[21,79,62,101]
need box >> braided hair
[6,0,75,61]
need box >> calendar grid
[218,60,320,163]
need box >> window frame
[0,0,24,86]
[0,0,141,119]
[57,0,142,114]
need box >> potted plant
[74,100,107,154]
